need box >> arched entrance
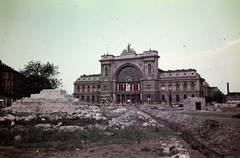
[115,66,141,103]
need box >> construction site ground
[0,105,239,158]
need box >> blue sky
[1,0,240,94]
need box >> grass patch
[0,122,146,150]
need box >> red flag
[126,83,131,91]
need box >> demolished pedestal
[11,89,77,113]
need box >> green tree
[212,91,224,103]
[20,61,62,96]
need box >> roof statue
[121,43,136,56]
[127,43,131,52]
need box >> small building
[226,92,240,104]
[226,82,240,104]
[183,97,206,111]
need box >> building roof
[226,92,240,96]
[0,62,25,77]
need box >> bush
[141,146,150,152]
[0,109,6,116]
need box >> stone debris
[108,110,137,128]
[111,107,127,114]
[11,121,15,126]
[4,114,15,121]
[59,126,84,132]
[36,123,52,128]
[56,122,63,127]
[160,138,190,158]
[14,135,22,141]
[24,115,35,121]
[142,119,157,127]
[75,106,107,120]
[0,117,5,121]
[100,132,114,136]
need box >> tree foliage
[20,61,62,96]
[212,91,224,103]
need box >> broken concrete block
[14,135,22,141]
[163,147,170,154]
[11,121,15,126]
[0,117,5,121]
[36,123,51,128]
[5,114,15,121]
[24,115,35,121]
[59,125,84,132]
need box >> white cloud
[160,39,240,93]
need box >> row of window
[162,72,195,76]
[76,95,99,102]
[161,84,195,91]
[76,85,100,93]
[75,94,195,103]
[162,94,195,102]
[2,73,13,79]
[80,77,100,81]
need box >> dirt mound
[232,114,240,118]
[139,107,240,158]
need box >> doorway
[196,102,201,110]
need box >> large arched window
[176,82,180,91]
[191,82,195,90]
[183,82,187,90]
[148,63,152,74]
[117,66,141,82]
[105,66,109,76]
[176,95,180,102]
[87,96,89,102]
[169,95,172,102]
[116,66,141,92]
[162,95,165,101]
[82,85,85,93]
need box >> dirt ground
[0,139,206,158]
[1,106,239,158]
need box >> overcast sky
[1,0,240,94]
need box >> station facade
[73,45,209,105]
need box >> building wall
[183,97,206,110]
[73,74,101,103]
[226,92,240,104]
[0,61,26,106]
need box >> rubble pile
[139,106,240,158]
[108,110,137,129]
[74,106,107,120]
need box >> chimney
[227,82,229,94]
